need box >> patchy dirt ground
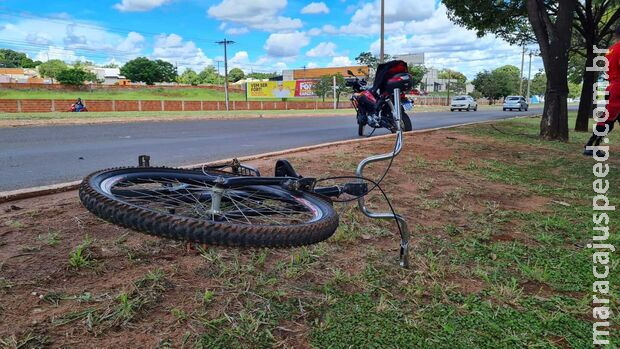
[1,118,618,348]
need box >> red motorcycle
[346,60,413,136]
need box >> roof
[0,68,25,75]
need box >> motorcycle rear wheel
[391,112,412,133]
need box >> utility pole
[216,39,235,111]
[446,69,451,106]
[333,75,337,109]
[526,50,538,103]
[379,0,385,63]
[519,45,525,96]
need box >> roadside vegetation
[1,113,616,347]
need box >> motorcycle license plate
[402,101,413,111]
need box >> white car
[450,96,478,112]
[503,96,529,111]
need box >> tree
[568,82,582,99]
[56,68,97,86]
[121,57,159,85]
[198,66,221,84]
[408,65,428,88]
[355,51,391,69]
[527,1,576,141]
[72,60,94,70]
[247,72,278,80]
[312,76,332,102]
[155,60,177,82]
[472,65,521,101]
[439,68,468,94]
[469,90,483,100]
[493,65,521,96]
[0,49,38,68]
[334,73,351,107]
[439,69,466,83]
[444,0,577,141]
[102,62,119,68]
[177,69,200,85]
[228,67,245,82]
[530,71,547,96]
[38,59,68,82]
[121,57,177,85]
[572,1,620,132]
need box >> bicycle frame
[197,89,410,267]
[355,89,409,267]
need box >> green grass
[0,87,245,101]
[53,269,170,333]
[5,112,618,347]
[0,87,343,102]
[68,237,94,269]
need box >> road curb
[0,114,538,203]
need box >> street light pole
[526,50,537,103]
[519,45,525,96]
[379,0,385,63]
[216,39,235,111]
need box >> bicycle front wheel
[79,167,339,247]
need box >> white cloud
[274,62,288,71]
[225,27,249,35]
[301,2,329,14]
[152,33,213,71]
[35,46,87,62]
[306,61,319,68]
[307,28,322,36]
[114,0,170,12]
[306,42,337,57]
[0,17,145,64]
[264,31,310,57]
[321,3,544,78]
[328,56,352,67]
[322,24,338,34]
[117,32,146,53]
[335,0,435,36]
[224,51,290,73]
[208,0,302,32]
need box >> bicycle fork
[355,88,410,268]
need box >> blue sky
[0,0,543,79]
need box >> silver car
[450,96,478,112]
[503,96,529,111]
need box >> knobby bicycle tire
[79,167,340,247]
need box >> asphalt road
[0,108,543,191]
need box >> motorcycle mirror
[347,70,355,76]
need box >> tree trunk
[539,46,571,141]
[526,0,576,142]
[575,50,597,132]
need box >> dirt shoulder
[1,117,616,348]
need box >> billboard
[247,80,317,98]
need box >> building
[0,68,43,83]
[88,67,126,85]
[282,66,369,81]
[421,68,458,93]
[391,53,425,66]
